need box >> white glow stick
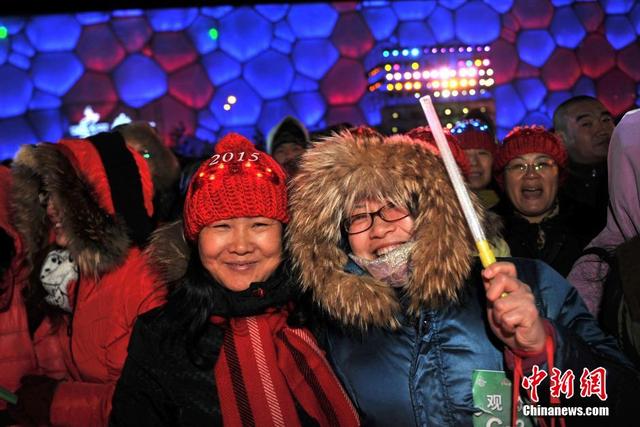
[419,95,496,267]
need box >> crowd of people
[0,95,638,426]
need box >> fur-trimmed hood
[144,220,191,285]
[10,136,154,278]
[287,129,489,330]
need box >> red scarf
[214,309,359,427]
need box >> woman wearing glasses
[495,126,587,277]
[287,127,638,426]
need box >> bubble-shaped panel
[10,34,34,58]
[29,90,61,110]
[0,65,32,118]
[326,105,365,127]
[112,9,144,18]
[147,8,198,31]
[455,1,501,45]
[544,90,572,117]
[271,38,292,55]
[542,48,581,92]
[632,4,640,34]
[511,0,553,29]
[195,128,217,145]
[168,63,213,109]
[605,15,635,50]
[577,34,615,79]
[514,78,547,110]
[257,98,296,136]
[321,58,366,106]
[440,0,467,9]
[362,7,398,41]
[490,39,518,85]
[551,0,574,5]
[140,95,196,143]
[114,54,167,108]
[574,2,604,32]
[291,74,318,92]
[494,84,526,127]
[517,30,555,67]
[255,4,289,22]
[618,43,640,80]
[289,91,325,127]
[398,21,435,47]
[572,76,596,97]
[112,16,152,53]
[331,13,373,59]
[0,40,8,65]
[187,15,218,55]
[198,109,220,132]
[26,15,81,52]
[0,117,36,160]
[516,62,540,79]
[244,50,294,100]
[428,7,454,43]
[601,0,634,14]
[219,8,271,62]
[521,111,552,128]
[391,1,436,20]
[75,12,110,25]
[9,53,30,70]
[31,52,83,96]
[287,4,338,38]
[274,21,295,43]
[597,69,635,117]
[211,80,262,127]
[202,51,241,86]
[1,17,25,35]
[64,71,117,106]
[292,39,339,80]
[201,6,233,19]
[28,109,65,142]
[76,24,126,72]
[153,32,197,73]
[550,7,586,49]
[485,0,514,13]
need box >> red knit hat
[183,133,288,241]
[407,126,472,178]
[451,119,497,156]
[493,125,568,187]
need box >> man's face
[556,100,614,165]
[273,142,305,176]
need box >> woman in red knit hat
[111,133,359,427]
[495,125,586,276]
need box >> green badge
[472,369,534,427]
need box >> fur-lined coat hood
[10,135,154,278]
[287,129,492,330]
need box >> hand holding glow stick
[419,95,496,268]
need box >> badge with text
[472,370,534,427]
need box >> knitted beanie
[493,125,568,187]
[451,119,497,156]
[407,126,472,178]
[183,133,288,241]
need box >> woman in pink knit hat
[495,125,587,277]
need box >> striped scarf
[214,309,359,427]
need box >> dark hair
[552,95,601,132]
[163,249,224,369]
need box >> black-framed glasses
[504,160,557,177]
[343,203,411,235]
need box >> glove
[7,375,59,426]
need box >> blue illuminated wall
[0,0,639,159]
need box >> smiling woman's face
[198,217,282,291]
[347,199,415,261]
[504,152,559,223]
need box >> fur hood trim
[144,220,191,284]
[287,130,486,330]
[11,143,131,277]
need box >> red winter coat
[11,135,164,426]
[0,166,67,410]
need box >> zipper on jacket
[408,311,430,427]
